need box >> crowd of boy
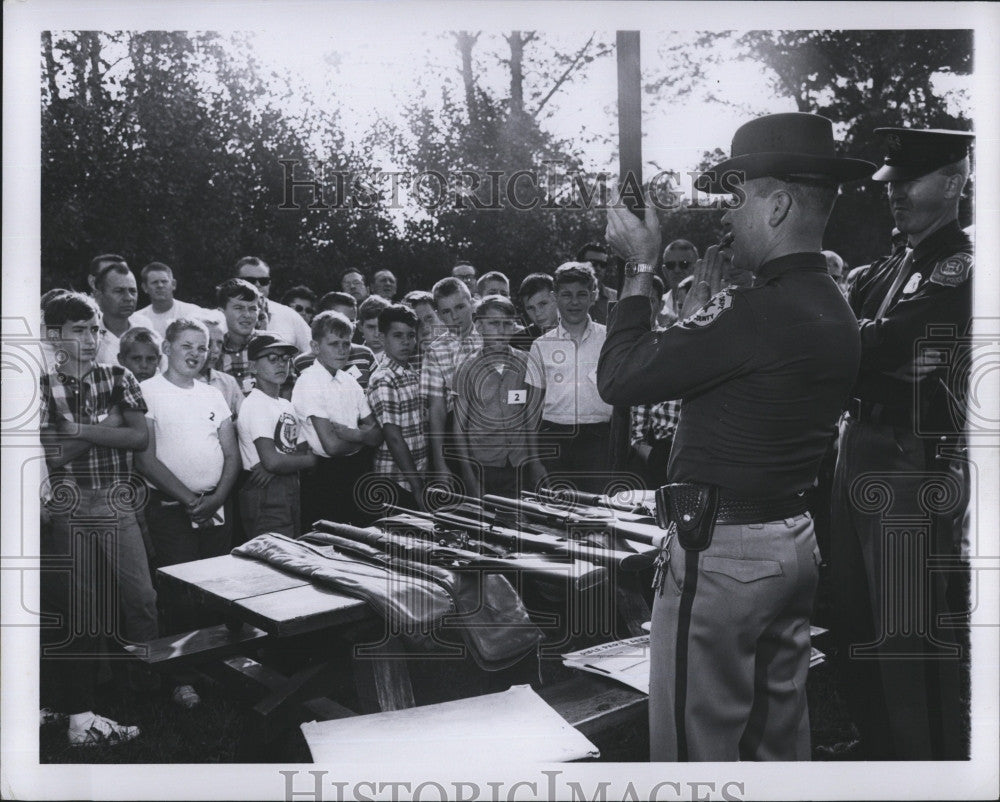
[39,247,687,746]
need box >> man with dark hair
[234,256,311,353]
[451,262,478,297]
[282,285,317,324]
[339,267,370,303]
[599,112,869,762]
[576,241,617,324]
[92,260,140,364]
[421,277,482,477]
[526,262,612,492]
[831,127,975,761]
[132,262,209,338]
[86,253,127,293]
[511,272,558,351]
[371,269,398,302]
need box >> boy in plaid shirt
[39,292,152,746]
[366,305,428,509]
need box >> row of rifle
[306,488,666,595]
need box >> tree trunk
[455,31,479,126]
[42,31,60,101]
[508,31,525,117]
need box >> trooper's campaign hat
[695,113,875,193]
[871,127,975,181]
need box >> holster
[654,483,720,552]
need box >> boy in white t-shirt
[136,317,241,708]
[237,334,316,537]
[292,311,382,526]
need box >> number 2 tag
[507,389,526,405]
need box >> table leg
[352,636,416,713]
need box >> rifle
[525,487,656,518]
[419,492,660,571]
[312,516,607,592]
[433,490,664,550]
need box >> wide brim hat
[695,113,876,193]
[871,127,975,181]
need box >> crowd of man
[38,114,973,765]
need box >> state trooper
[599,112,871,761]
[830,127,974,760]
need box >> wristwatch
[624,259,657,278]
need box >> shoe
[171,684,201,709]
[67,713,140,747]
[40,707,65,726]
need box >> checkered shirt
[419,329,483,413]
[367,357,428,492]
[219,332,258,395]
[630,399,681,448]
[40,364,147,489]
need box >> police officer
[830,128,974,760]
[599,112,870,761]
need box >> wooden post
[610,31,643,472]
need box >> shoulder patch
[680,289,736,329]
[929,253,972,287]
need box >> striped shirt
[367,356,428,492]
[40,364,147,489]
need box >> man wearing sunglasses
[658,240,699,326]
[575,241,617,325]
[234,256,312,354]
[282,285,317,325]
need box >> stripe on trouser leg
[674,547,700,761]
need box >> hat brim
[870,163,932,182]
[252,344,299,359]
[694,153,877,193]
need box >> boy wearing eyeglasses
[236,334,316,538]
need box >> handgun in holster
[654,483,720,552]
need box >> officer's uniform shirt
[599,252,861,498]
[848,220,972,434]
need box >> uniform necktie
[874,248,914,319]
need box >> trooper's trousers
[830,415,969,760]
[649,514,819,761]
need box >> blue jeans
[41,483,159,712]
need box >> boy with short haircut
[401,290,444,367]
[118,326,162,382]
[357,294,391,356]
[237,334,316,537]
[511,272,558,351]
[366,304,428,509]
[295,292,377,389]
[453,296,545,497]
[199,318,244,416]
[476,270,511,298]
[39,292,153,746]
[526,262,613,494]
[215,277,262,395]
[292,311,383,526]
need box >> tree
[646,30,973,267]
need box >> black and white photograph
[3,1,998,799]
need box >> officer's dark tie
[874,248,914,319]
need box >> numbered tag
[346,364,362,379]
[507,389,527,405]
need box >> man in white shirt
[526,261,613,493]
[92,260,141,364]
[234,256,312,353]
[131,262,209,339]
